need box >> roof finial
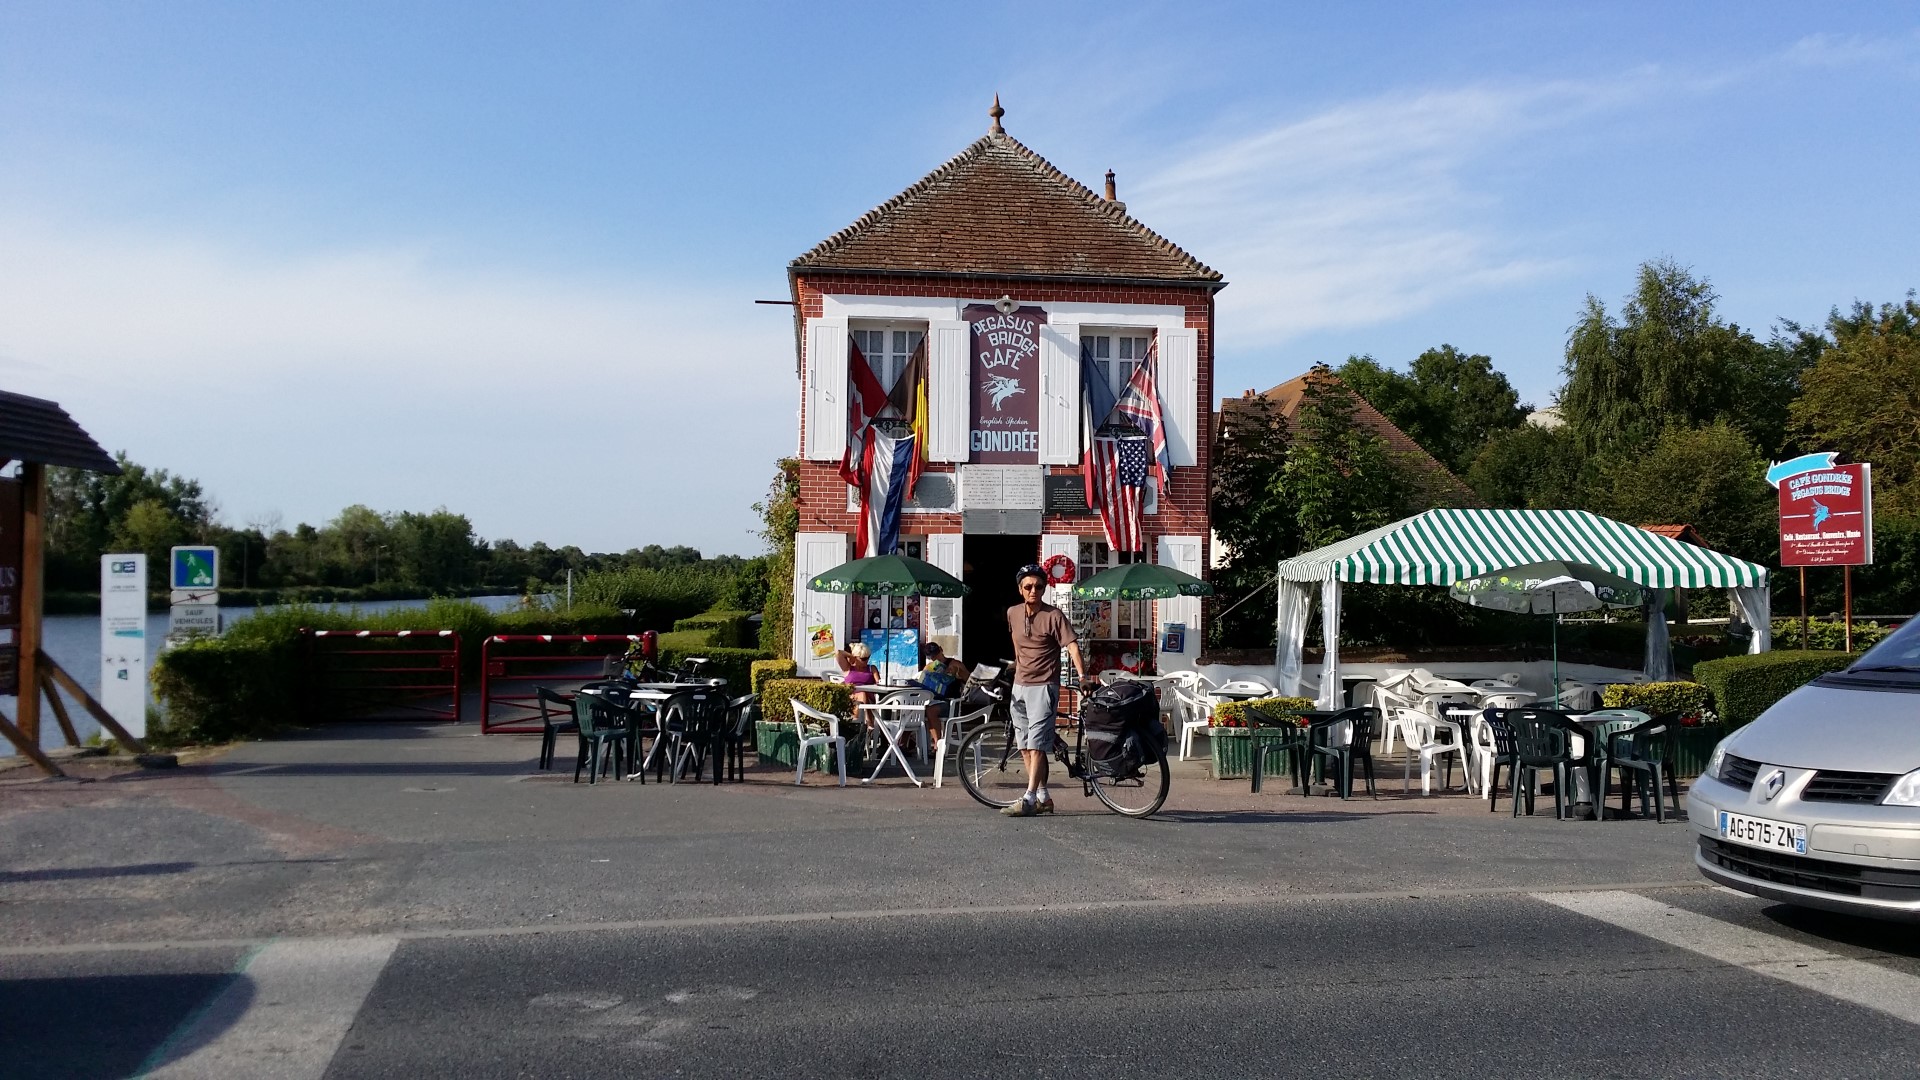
[989,94,1005,135]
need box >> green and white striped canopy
[1274,509,1767,589]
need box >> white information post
[100,554,148,739]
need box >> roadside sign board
[101,554,148,738]
[170,545,219,590]
[1779,462,1873,567]
[169,603,220,639]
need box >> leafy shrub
[151,636,301,744]
[1693,650,1859,729]
[494,603,632,636]
[1599,681,1716,723]
[759,678,857,737]
[1768,617,1894,651]
[1211,696,1315,728]
[654,624,772,690]
[671,609,754,648]
[751,659,798,698]
[568,566,725,630]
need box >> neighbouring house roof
[1225,370,1482,507]
[0,391,119,473]
[1276,508,1767,589]
[790,129,1223,285]
[1639,523,1707,546]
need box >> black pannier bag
[1081,680,1167,777]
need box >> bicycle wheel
[956,722,1025,809]
[1091,751,1171,817]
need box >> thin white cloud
[1126,76,1660,344]
[1783,30,1920,71]
[0,217,795,553]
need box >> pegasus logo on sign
[984,374,1024,412]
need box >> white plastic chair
[1396,707,1470,795]
[1099,668,1136,683]
[1214,679,1277,699]
[1480,690,1534,711]
[1420,691,1477,719]
[1374,685,1418,753]
[1556,682,1596,710]
[1175,686,1215,761]
[1469,711,1498,799]
[788,700,848,786]
[932,700,995,788]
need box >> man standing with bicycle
[1001,564,1092,817]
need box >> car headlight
[1884,769,1920,806]
[1704,741,1728,782]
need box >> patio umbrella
[1070,562,1214,601]
[808,555,970,684]
[1448,560,1643,701]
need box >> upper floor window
[1083,332,1154,406]
[852,322,925,404]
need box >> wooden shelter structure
[0,391,147,776]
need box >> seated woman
[836,641,880,706]
[917,641,970,743]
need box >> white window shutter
[1037,321,1081,465]
[804,317,849,461]
[791,531,850,675]
[1155,534,1204,665]
[1158,326,1198,466]
[924,532,964,660]
[927,320,969,462]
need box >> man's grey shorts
[1010,682,1060,751]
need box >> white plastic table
[856,702,929,787]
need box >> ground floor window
[1074,537,1156,674]
[857,536,924,673]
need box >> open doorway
[961,534,1037,668]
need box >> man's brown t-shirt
[1007,601,1076,685]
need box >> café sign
[1776,459,1873,567]
[964,303,1046,463]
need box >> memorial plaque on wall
[1044,474,1090,514]
[965,303,1046,462]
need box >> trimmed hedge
[671,610,755,648]
[150,636,301,745]
[751,659,798,698]
[1693,650,1858,730]
[759,678,858,737]
[1211,696,1315,728]
[1599,681,1715,722]
[656,626,773,690]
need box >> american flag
[1112,343,1170,485]
[1092,435,1149,555]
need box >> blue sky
[4,3,1915,555]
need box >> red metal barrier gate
[479,634,641,733]
[301,629,462,723]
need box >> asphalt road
[5,724,1920,1078]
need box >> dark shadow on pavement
[210,761,532,778]
[0,973,249,1080]
[0,862,196,884]
[1761,903,1920,958]
[1151,809,1439,825]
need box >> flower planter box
[754,720,865,774]
[1668,724,1723,778]
[1207,727,1302,781]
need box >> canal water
[33,595,525,748]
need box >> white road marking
[1536,890,1920,1026]
[140,935,398,1078]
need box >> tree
[45,452,216,591]
[1466,422,1588,510]
[1789,293,1920,512]
[1560,259,1794,459]
[1338,346,1529,474]
[1278,366,1420,551]
[1594,422,1777,562]
[1208,393,1295,648]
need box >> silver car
[1691,617,1920,920]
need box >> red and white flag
[839,340,891,488]
[1092,435,1149,555]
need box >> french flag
[858,429,916,558]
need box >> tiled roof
[1224,370,1482,507]
[1638,523,1705,545]
[791,131,1222,284]
[0,390,119,473]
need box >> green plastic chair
[571,693,633,784]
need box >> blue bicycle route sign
[170,546,219,590]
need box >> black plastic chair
[1303,706,1380,800]
[720,694,759,783]
[1247,708,1317,794]
[572,693,633,784]
[1606,713,1679,822]
[1503,708,1576,819]
[661,690,729,783]
[535,686,577,770]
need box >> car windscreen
[1819,616,1920,688]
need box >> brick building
[784,104,1225,676]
